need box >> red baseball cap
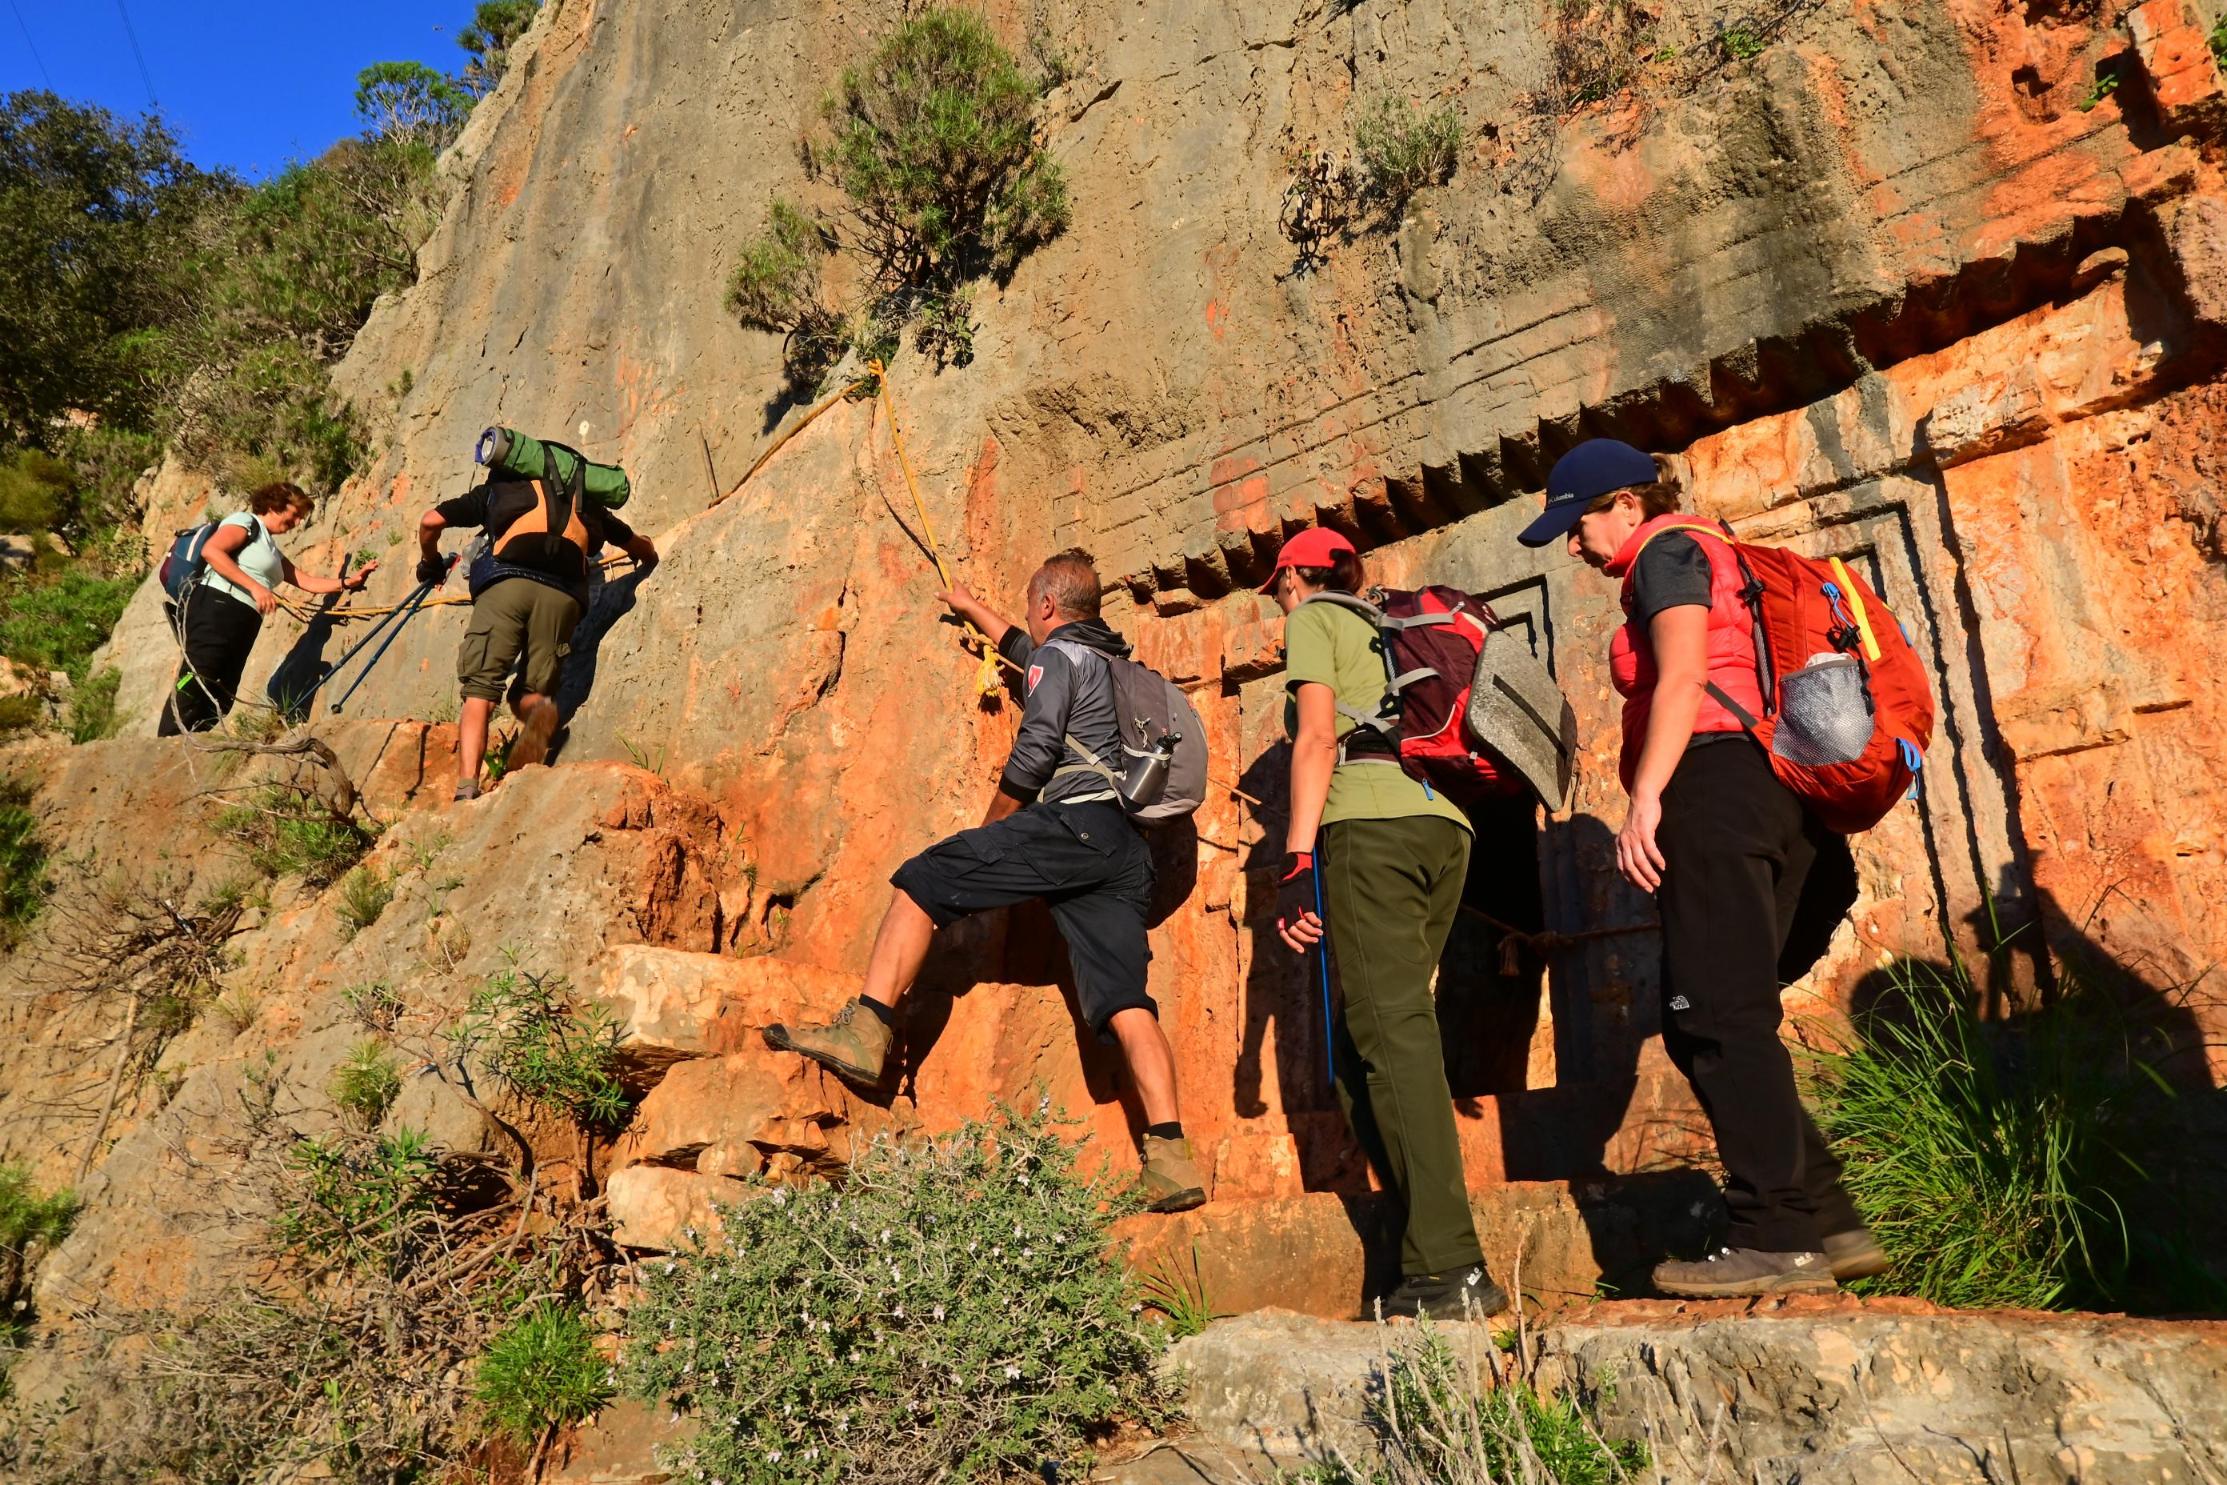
[1259,528,1357,592]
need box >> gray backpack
[1055,649,1207,822]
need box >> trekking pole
[1312,833,1336,1086]
[328,558,456,715]
[289,582,418,709]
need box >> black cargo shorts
[890,800,1156,1031]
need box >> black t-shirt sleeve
[433,488,492,528]
[1630,533,1713,624]
[597,510,637,548]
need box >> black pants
[890,801,1155,1032]
[1656,739,1862,1253]
[159,588,263,735]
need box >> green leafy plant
[1306,1320,1648,1485]
[473,1300,612,1444]
[0,775,46,951]
[730,9,1069,390]
[1138,1242,1221,1340]
[1354,93,1462,214]
[459,0,542,97]
[1806,955,2211,1312]
[726,200,849,392]
[2077,67,2122,112]
[335,864,394,937]
[331,1041,403,1127]
[213,785,376,886]
[274,1126,440,1277]
[1722,25,1764,60]
[622,1101,1166,1485]
[0,694,41,736]
[451,964,627,1130]
[0,564,136,687]
[2212,12,2226,68]
[354,61,471,148]
[64,665,120,743]
[340,979,405,1032]
[0,1162,77,1348]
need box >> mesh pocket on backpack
[1773,655,1873,767]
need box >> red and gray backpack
[1635,521,1936,834]
[1303,587,1530,809]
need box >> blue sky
[3,1,476,179]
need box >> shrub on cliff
[1354,93,1462,216]
[622,1101,1165,1485]
[0,775,47,951]
[730,8,1070,393]
[0,1162,76,1349]
[1808,955,2220,1313]
[1296,1317,1648,1485]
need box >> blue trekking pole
[328,557,456,715]
[1312,834,1335,1086]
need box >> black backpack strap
[538,444,580,541]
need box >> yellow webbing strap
[1828,556,1881,661]
[871,359,1002,698]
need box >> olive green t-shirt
[1282,599,1473,833]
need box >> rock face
[9,0,2227,1439]
[1149,1303,2227,1484]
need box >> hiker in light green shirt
[1265,526,1504,1323]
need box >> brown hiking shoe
[509,698,559,770]
[1138,1134,1206,1213]
[763,998,893,1086]
[1823,1228,1890,1281]
[1653,1246,1837,1299]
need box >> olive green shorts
[456,578,583,704]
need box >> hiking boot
[510,698,559,770]
[1137,1135,1206,1214]
[1652,1246,1836,1299]
[763,998,892,1086]
[1375,1266,1510,1322]
[452,779,481,803]
[1823,1227,1890,1281]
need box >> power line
[113,0,156,109]
[7,0,54,90]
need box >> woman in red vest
[1519,438,1884,1299]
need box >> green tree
[353,61,471,150]
[0,91,232,444]
[459,0,542,98]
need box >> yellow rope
[871,358,1002,698]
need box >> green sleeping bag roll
[476,426,632,510]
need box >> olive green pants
[1321,814,1484,1278]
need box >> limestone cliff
[8,0,2227,1467]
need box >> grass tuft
[473,1301,612,1444]
[331,1040,402,1127]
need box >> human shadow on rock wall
[546,566,652,762]
[1843,886,2227,1310]
[878,815,1202,1140]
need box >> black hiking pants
[1655,739,1863,1254]
[159,587,263,736]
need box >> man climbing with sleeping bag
[764,548,1207,1213]
[417,452,657,802]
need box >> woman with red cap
[1518,438,1883,1299]
[1266,526,1508,1321]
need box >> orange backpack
[1640,522,1935,834]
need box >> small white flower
[932,1304,945,1321]
[880,1228,891,1244]
[1005,1364,1021,1380]
[766,1449,782,1463]
[771,1187,788,1205]
[1021,1247,1034,1260]
[662,1260,676,1273]
[1017,1172,1030,1187]
[892,1303,905,1318]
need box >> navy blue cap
[1516,439,1659,547]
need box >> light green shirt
[1282,599,1472,833]
[199,511,283,611]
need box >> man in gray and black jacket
[765,548,1205,1213]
